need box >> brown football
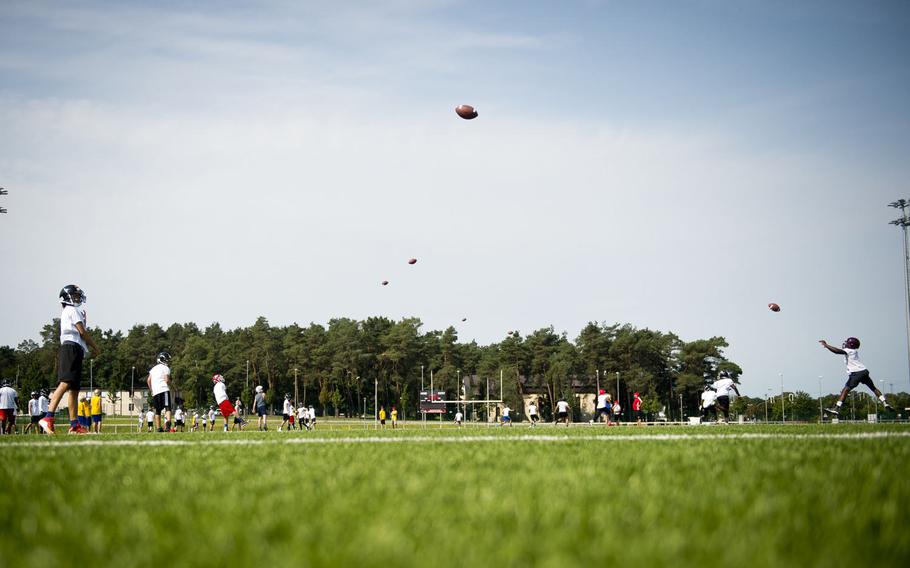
[455,105,478,120]
[381,280,389,286]
[768,303,780,312]
[408,258,417,265]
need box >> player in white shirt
[527,401,539,426]
[821,337,893,417]
[25,391,42,434]
[555,398,571,427]
[297,403,308,431]
[279,394,293,432]
[173,407,185,432]
[454,410,463,427]
[711,372,741,423]
[592,390,611,424]
[146,352,173,432]
[40,285,101,435]
[145,409,155,433]
[211,374,243,432]
[500,405,512,426]
[254,386,267,431]
[308,406,316,430]
[700,386,718,422]
[208,407,216,431]
[0,381,18,435]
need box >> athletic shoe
[157,428,165,433]
[824,407,840,416]
[278,427,282,432]
[67,425,88,435]
[38,417,55,435]
[884,402,894,411]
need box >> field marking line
[1,431,909,448]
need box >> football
[768,303,780,312]
[455,105,478,120]
[381,280,389,286]
[408,258,417,265]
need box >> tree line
[0,316,755,419]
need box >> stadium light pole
[294,368,298,407]
[779,373,785,423]
[889,199,910,390]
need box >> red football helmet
[212,374,224,384]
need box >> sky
[1,0,909,397]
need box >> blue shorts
[502,415,511,422]
[92,414,102,423]
[79,416,90,427]
[257,406,267,417]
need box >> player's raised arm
[819,340,846,355]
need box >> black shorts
[716,396,730,412]
[282,413,289,421]
[31,415,42,424]
[380,419,386,425]
[152,392,171,415]
[234,417,241,424]
[57,342,84,385]
[846,370,876,391]
[557,411,568,420]
[176,419,184,426]
[257,406,266,417]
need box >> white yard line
[0,431,908,448]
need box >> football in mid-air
[381,280,389,286]
[455,105,478,120]
[408,258,417,265]
[768,303,780,312]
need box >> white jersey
[455,411,463,422]
[528,404,538,416]
[148,363,171,396]
[712,378,736,398]
[174,408,184,421]
[701,390,717,409]
[145,410,154,422]
[297,406,306,419]
[208,409,216,421]
[38,395,49,413]
[596,394,609,409]
[502,406,510,417]
[60,304,88,352]
[213,382,228,404]
[556,400,570,413]
[28,398,40,415]
[201,412,208,424]
[283,399,293,415]
[843,348,866,373]
[0,387,17,409]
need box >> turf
[1,425,908,567]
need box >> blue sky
[1,0,909,397]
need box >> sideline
[1,430,908,448]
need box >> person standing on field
[212,374,243,432]
[308,405,316,430]
[40,285,100,435]
[555,398,571,427]
[254,385,267,431]
[191,410,199,432]
[279,394,293,432]
[208,406,216,431]
[391,406,398,429]
[0,381,17,434]
[146,409,155,433]
[592,389,610,424]
[527,400,539,426]
[632,392,643,425]
[90,389,103,433]
[378,405,386,428]
[174,406,185,432]
[146,351,173,432]
[820,338,893,417]
[500,405,512,426]
[297,402,308,431]
[25,391,41,434]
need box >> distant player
[173,406,185,432]
[297,402,308,431]
[592,390,610,424]
[145,409,155,432]
[555,398,570,427]
[77,395,90,431]
[527,400,539,426]
[137,410,144,432]
[25,391,41,434]
[201,410,208,432]
[191,411,199,432]
[279,394,293,432]
[454,410,463,427]
[208,406,216,431]
[212,374,243,432]
[700,386,718,422]
[254,385,267,431]
[391,406,398,429]
[632,392,643,425]
[90,389,102,433]
[378,405,386,428]
[146,351,173,432]
[308,405,316,429]
[500,405,511,426]
[40,284,100,435]
[712,371,740,423]
[235,398,243,417]
[611,399,622,423]
[0,381,17,434]
[37,390,49,430]
[821,338,893,417]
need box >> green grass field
[1,424,908,567]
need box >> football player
[254,385,267,431]
[711,371,740,423]
[212,374,243,432]
[40,285,100,435]
[821,338,893,417]
[279,394,293,432]
[146,352,173,432]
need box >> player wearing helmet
[212,374,244,432]
[279,394,293,432]
[25,391,41,434]
[40,285,100,435]
[146,351,173,432]
[711,372,741,423]
[821,338,893,417]
[0,381,18,434]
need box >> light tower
[889,199,910,389]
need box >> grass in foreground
[1,424,908,567]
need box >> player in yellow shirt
[390,406,398,429]
[77,395,90,431]
[378,406,386,428]
[90,389,103,433]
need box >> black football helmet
[59,284,86,306]
[843,337,860,349]
[157,351,172,365]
